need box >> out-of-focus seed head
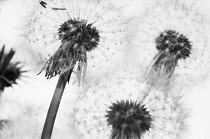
[0,45,25,91]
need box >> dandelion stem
[41,70,72,139]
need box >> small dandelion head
[106,100,152,139]
[155,30,192,60]
[72,69,187,139]
[0,45,25,91]
[21,0,129,83]
[135,0,210,87]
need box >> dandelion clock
[135,0,210,89]
[20,0,131,138]
[72,68,187,139]
[21,0,130,82]
[0,45,25,92]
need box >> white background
[0,0,210,139]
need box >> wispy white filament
[20,0,130,78]
[72,68,187,139]
[133,0,210,88]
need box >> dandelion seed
[72,69,187,139]
[21,0,129,84]
[135,0,210,88]
[20,0,130,138]
[0,45,25,91]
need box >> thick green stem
[41,72,69,139]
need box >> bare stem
[41,71,71,139]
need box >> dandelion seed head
[0,45,25,91]
[21,0,129,82]
[106,100,152,139]
[155,30,191,60]
[58,19,100,51]
[72,68,187,139]
[135,0,210,87]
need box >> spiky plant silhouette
[0,45,25,92]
